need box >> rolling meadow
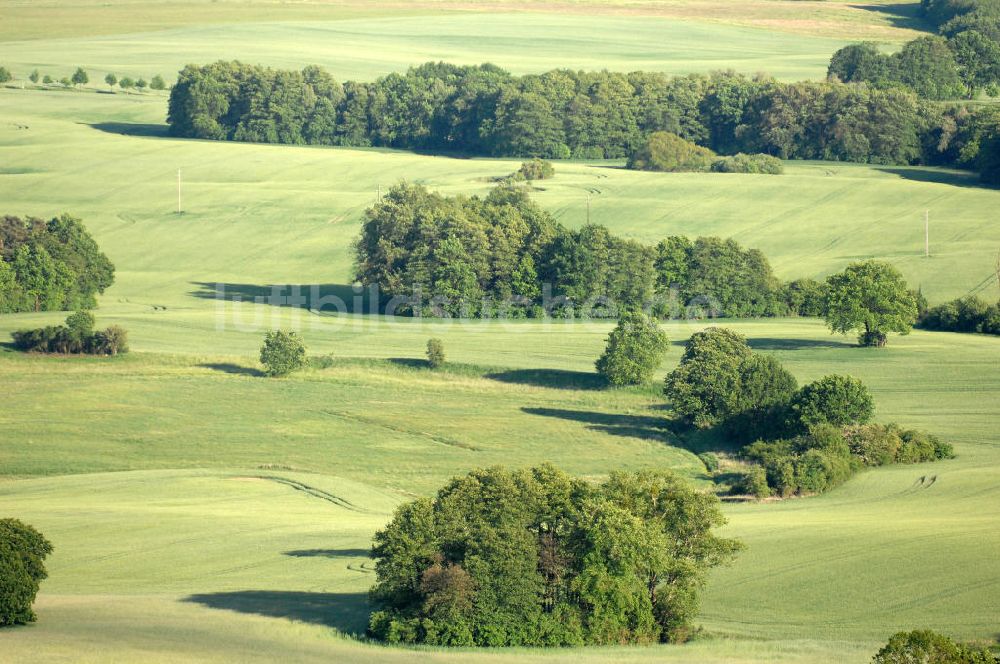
[1,1,999,661]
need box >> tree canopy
[0,519,53,626]
[368,464,742,646]
[595,309,670,386]
[824,260,918,346]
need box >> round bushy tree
[789,374,874,430]
[664,327,752,427]
[872,630,991,664]
[595,309,669,386]
[259,330,307,377]
[426,338,445,369]
[627,132,716,173]
[0,519,53,626]
[824,260,917,347]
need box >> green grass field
[2,3,1000,662]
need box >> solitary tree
[595,309,669,386]
[104,73,117,90]
[150,74,166,90]
[28,69,40,84]
[824,260,917,346]
[259,330,306,377]
[70,67,88,87]
[426,338,445,369]
[0,518,53,626]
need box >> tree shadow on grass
[284,548,370,558]
[199,362,264,377]
[387,357,431,370]
[189,282,380,314]
[523,406,743,454]
[875,167,987,189]
[88,121,170,138]
[747,337,853,351]
[488,368,607,391]
[850,3,929,31]
[184,591,369,634]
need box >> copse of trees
[0,519,53,626]
[167,60,999,176]
[595,309,669,386]
[355,183,815,319]
[368,464,742,646]
[824,260,918,346]
[627,132,783,174]
[0,214,115,313]
[12,311,129,355]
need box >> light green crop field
[2,3,1000,663]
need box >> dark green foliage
[104,73,117,89]
[11,312,128,356]
[150,74,166,91]
[664,327,797,434]
[828,43,893,87]
[259,330,306,377]
[136,78,147,90]
[118,77,134,91]
[783,278,827,317]
[920,295,1000,335]
[872,629,998,663]
[743,426,859,497]
[733,466,771,499]
[0,214,115,313]
[0,67,12,84]
[824,260,918,346]
[844,423,954,465]
[682,237,785,317]
[28,70,39,84]
[0,519,53,626]
[788,374,875,431]
[595,309,669,386]
[710,153,784,174]
[978,128,1000,184]
[368,465,741,647]
[426,338,445,369]
[516,158,555,181]
[627,131,716,172]
[168,61,967,167]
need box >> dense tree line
[368,464,742,646]
[830,0,1000,100]
[0,214,114,313]
[919,294,1000,334]
[0,519,53,626]
[355,183,823,318]
[663,328,952,498]
[167,60,1000,175]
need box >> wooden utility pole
[924,210,930,257]
[176,169,182,214]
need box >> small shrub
[259,330,307,377]
[90,325,128,355]
[517,158,555,181]
[426,338,445,369]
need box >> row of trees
[0,67,168,91]
[166,60,1000,176]
[919,294,1000,335]
[368,464,742,646]
[355,183,825,319]
[0,214,115,313]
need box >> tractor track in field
[316,409,480,451]
[252,475,373,513]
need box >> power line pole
[177,168,182,214]
[377,184,381,203]
[923,210,929,257]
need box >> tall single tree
[71,67,89,87]
[104,72,117,90]
[824,260,917,346]
[595,309,669,386]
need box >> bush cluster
[710,153,784,174]
[12,311,128,356]
[368,465,742,647]
[0,214,115,313]
[919,295,1000,335]
[167,60,1000,176]
[873,629,999,663]
[628,133,782,174]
